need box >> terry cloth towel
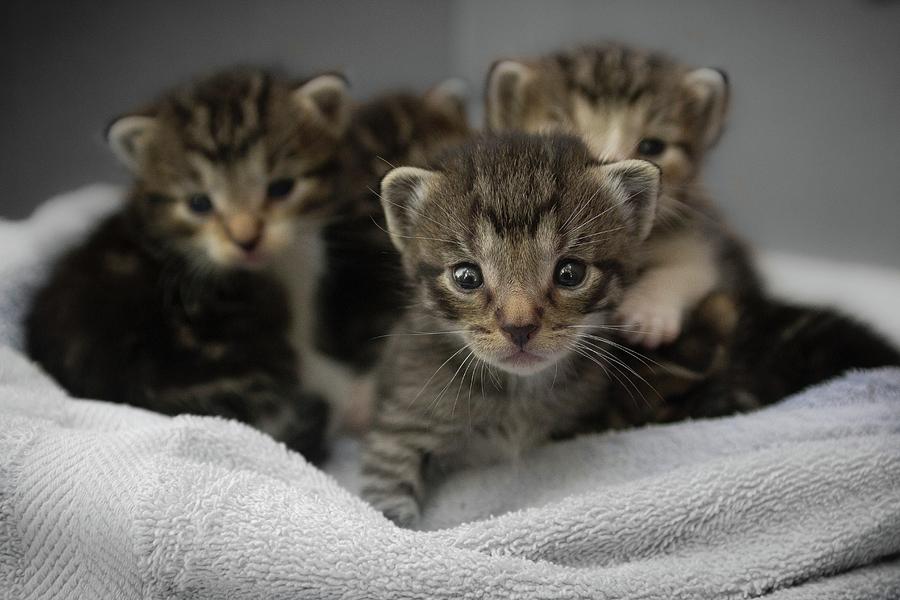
[1,186,900,599]
[2,348,900,599]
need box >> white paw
[616,292,683,349]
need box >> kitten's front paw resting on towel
[363,488,421,528]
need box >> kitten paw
[617,293,683,349]
[364,490,421,528]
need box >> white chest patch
[270,224,373,433]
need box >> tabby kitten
[484,43,899,411]
[485,43,759,347]
[361,133,661,526]
[25,68,351,462]
[287,81,471,432]
[604,291,900,427]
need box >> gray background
[2,0,898,267]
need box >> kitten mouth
[233,250,268,268]
[501,349,546,367]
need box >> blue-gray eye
[267,178,295,200]
[637,138,667,157]
[555,259,587,287]
[187,194,213,214]
[452,263,483,290]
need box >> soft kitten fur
[26,68,350,462]
[485,43,759,347]
[361,133,662,526]
[484,43,899,411]
[604,291,900,426]
[288,81,471,432]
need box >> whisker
[450,351,478,418]
[579,338,662,404]
[370,329,467,341]
[577,333,665,370]
[565,324,655,335]
[428,350,475,415]
[375,155,398,170]
[368,216,459,245]
[574,341,644,407]
[411,343,470,407]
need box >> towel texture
[2,187,899,599]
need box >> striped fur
[108,68,350,269]
[361,133,661,526]
[484,43,899,412]
[24,68,347,463]
[485,43,759,349]
[300,83,472,432]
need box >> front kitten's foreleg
[618,231,718,348]
[361,418,448,527]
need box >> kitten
[25,68,351,462]
[603,291,900,427]
[485,43,759,348]
[361,132,662,526]
[284,81,471,433]
[484,43,900,416]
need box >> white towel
[2,186,899,599]
[2,347,899,599]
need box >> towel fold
[2,186,899,599]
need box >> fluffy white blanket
[2,187,899,599]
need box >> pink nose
[226,213,263,253]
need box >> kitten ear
[485,59,536,131]
[293,73,351,135]
[595,159,661,241]
[683,67,730,148]
[105,115,158,172]
[380,166,438,252]
[425,78,469,121]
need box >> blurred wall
[0,0,454,218]
[2,0,899,268]
[452,0,900,268]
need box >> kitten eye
[554,259,587,287]
[267,178,295,200]
[452,263,483,290]
[637,138,667,157]
[187,194,213,214]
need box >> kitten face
[106,69,350,269]
[380,134,660,375]
[485,44,728,201]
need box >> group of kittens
[25,42,899,527]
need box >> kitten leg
[618,232,718,348]
[361,424,444,527]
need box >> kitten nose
[501,323,539,349]
[226,214,263,253]
[236,234,262,253]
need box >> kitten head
[380,133,660,375]
[106,68,351,269]
[485,43,728,197]
[348,78,471,180]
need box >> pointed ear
[683,67,730,148]
[293,73,351,135]
[485,59,536,131]
[105,115,158,172]
[594,159,661,241]
[380,166,438,252]
[425,78,469,121]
